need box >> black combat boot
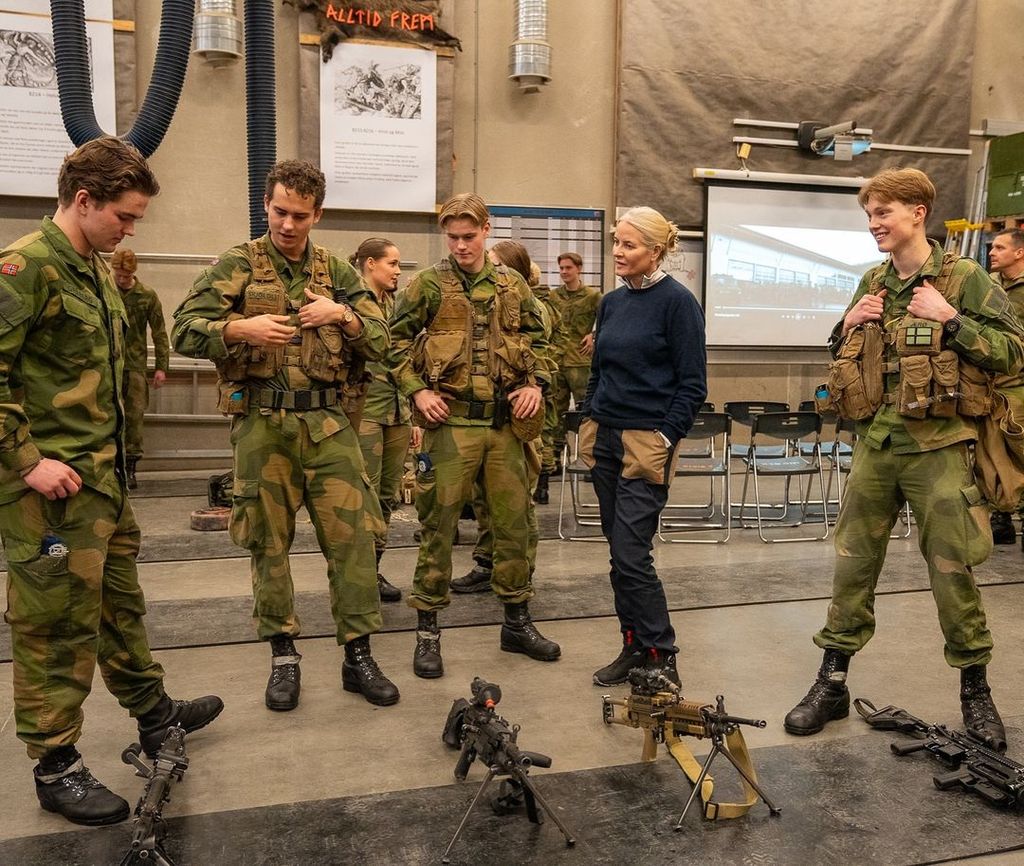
[533,473,550,505]
[643,647,682,691]
[35,745,129,826]
[342,634,400,706]
[593,628,644,686]
[960,665,1007,752]
[500,601,561,661]
[265,634,302,711]
[375,549,401,602]
[990,510,1016,545]
[413,609,444,678]
[783,649,851,736]
[136,692,225,757]
[451,557,493,593]
[125,455,139,491]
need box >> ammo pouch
[411,330,471,394]
[338,368,372,429]
[301,323,346,383]
[826,324,884,420]
[217,379,249,415]
[958,362,993,417]
[897,355,932,419]
[894,317,946,419]
[241,285,288,379]
[929,350,960,418]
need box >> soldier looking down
[0,137,223,827]
[172,159,398,711]
[389,193,561,678]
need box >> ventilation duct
[193,0,242,67]
[508,0,550,93]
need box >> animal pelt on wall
[285,0,461,60]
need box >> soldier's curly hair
[57,137,159,207]
[265,160,327,209]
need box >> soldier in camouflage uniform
[389,194,560,677]
[785,169,1024,752]
[985,228,1024,545]
[172,160,398,711]
[536,252,600,504]
[0,137,222,827]
[110,247,169,489]
[350,236,416,602]
[453,242,550,593]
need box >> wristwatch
[338,305,355,325]
[944,314,964,336]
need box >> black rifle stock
[119,725,189,866]
[856,697,1024,808]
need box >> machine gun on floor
[602,669,780,826]
[856,698,1024,809]
[119,725,190,866]
[440,678,575,863]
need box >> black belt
[445,399,495,420]
[253,388,337,411]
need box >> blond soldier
[110,247,169,488]
[172,160,398,710]
[389,194,560,677]
[0,137,222,827]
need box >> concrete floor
[3,495,1024,863]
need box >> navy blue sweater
[584,274,707,444]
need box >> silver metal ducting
[193,0,242,67]
[509,0,550,93]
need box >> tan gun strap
[665,729,760,820]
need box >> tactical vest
[217,238,363,387]
[823,252,990,421]
[410,261,542,439]
[410,260,537,399]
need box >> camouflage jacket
[993,269,1024,390]
[121,278,169,373]
[389,255,551,427]
[0,217,128,504]
[549,282,600,367]
[361,287,410,426]
[830,241,1024,454]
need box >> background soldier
[172,160,398,711]
[0,137,222,827]
[784,169,1023,752]
[110,247,169,489]
[389,194,560,678]
[537,252,600,503]
[986,228,1024,545]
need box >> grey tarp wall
[617,0,976,235]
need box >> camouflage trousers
[410,424,534,610]
[814,441,994,668]
[229,408,384,644]
[473,439,541,574]
[357,417,411,553]
[121,370,150,457]
[543,365,591,473]
[1,485,165,758]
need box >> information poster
[320,41,436,212]
[0,0,116,197]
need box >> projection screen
[703,183,884,348]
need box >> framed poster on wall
[319,40,436,212]
[0,0,116,197]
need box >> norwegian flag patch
[0,262,19,276]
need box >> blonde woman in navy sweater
[581,206,707,689]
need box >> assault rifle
[119,725,190,866]
[855,698,1024,809]
[440,678,575,863]
[602,669,780,826]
